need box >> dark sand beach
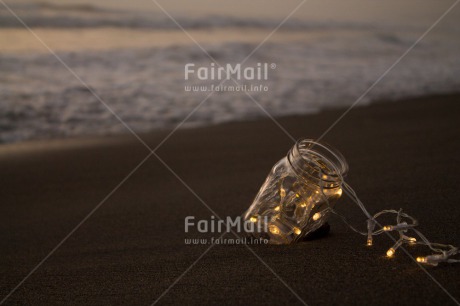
[1,94,459,305]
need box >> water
[0,1,459,143]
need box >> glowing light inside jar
[269,225,280,235]
[280,188,286,198]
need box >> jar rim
[290,139,348,186]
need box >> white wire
[313,160,459,266]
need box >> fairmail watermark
[184,84,269,92]
[185,216,268,233]
[184,62,276,92]
[184,216,269,244]
[185,237,268,245]
[185,63,276,81]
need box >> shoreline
[0,27,335,54]
[1,92,458,151]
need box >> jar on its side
[243,139,348,244]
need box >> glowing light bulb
[367,238,373,246]
[293,227,301,235]
[280,188,286,198]
[407,237,417,244]
[269,225,280,235]
[416,254,444,266]
[383,222,410,231]
[300,203,307,208]
[336,188,343,196]
[250,216,258,223]
[417,257,427,263]
[295,193,300,198]
[386,248,395,258]
[312,212,321,221]
[274,206,280,211]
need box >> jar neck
[287,139,348,188]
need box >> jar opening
[288,139,348,187]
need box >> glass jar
[243,139,348,244]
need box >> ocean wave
[1,30,459,143]
[0,2,422,32]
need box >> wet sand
[0,27,327,54]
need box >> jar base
[303,222,330,241]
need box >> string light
[386,240,403,258]
[310,140,460,266]
[416,257,427,263]
[367,238,373,247]
[280,188,286,198]
[334,182,460,266]
[336,188,343,197]
[269,225,280,235]
[386,248,395,258]
[306,140,459,266]
[415,254,450,266]
[242,138,460,265]
[366,219,376,246]
[403,235,417,244]
[382,222,414,232]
